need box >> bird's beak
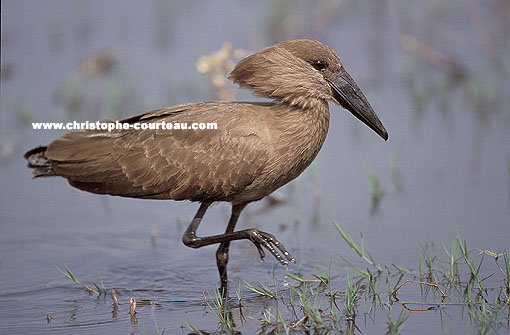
[326,69,388,141]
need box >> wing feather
[45,102,272,201]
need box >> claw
[246,228,294,266]
[254,242,266,260]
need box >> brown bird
[24,40,388,289]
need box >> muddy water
[1,1,509,334]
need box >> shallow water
[1,0,509,334]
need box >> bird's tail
[23,146,56,178]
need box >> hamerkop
[25,39,388,289]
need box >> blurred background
[1,0,509,334]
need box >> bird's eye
[312,60,327,71]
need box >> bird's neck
[274,98,330,146]
[269,99,330,183]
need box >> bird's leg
[215,203,247,291]
[182,203,295,264]
[182,201,211,247]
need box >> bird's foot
[244,228,295,265]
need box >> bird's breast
[236,101,330,202]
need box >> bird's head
[229,39,388,141]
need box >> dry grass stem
[111,289,119,308]
[391,279,447,311]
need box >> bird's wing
[46,102,271,200]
